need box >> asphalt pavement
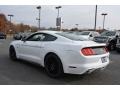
[0,38,120,85]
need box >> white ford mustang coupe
[9,31,109,78]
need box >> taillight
[81,46,108,56]
[81,48,95,56]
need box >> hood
[94,36,111,43]
[94,36,109,39]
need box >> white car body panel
[77,31,100,41]
[78,35,93,40]
[10,31,110,75]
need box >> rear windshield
[56,32,88,41]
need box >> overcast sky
[0,5,120,30]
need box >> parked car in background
[0,32,6,39]
[116,36,120,52]
[13,32,32,40]
[13,32,23,40]
[74,31,100,40]
[94,31,120,50]
[9,30,109,78]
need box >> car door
[18,33,45,64]
[38,33,58,66]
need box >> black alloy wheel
[9,46,17,61]
[44,54,63,78]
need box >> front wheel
[9,46,17,61]
[108,43,116,51]
[44,54,64,78]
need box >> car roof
[37,30,63,34]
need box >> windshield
[101,31,116,36]
[79,31,90,35]
[73,32,82,35]
[56,32,88,41]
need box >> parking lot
[0,38,120,85]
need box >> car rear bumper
[64,54,109,75]
[67,62,109,74]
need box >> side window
[26,33,57,41]
[27,34,45,41]
[89,33,93,37]
[42,34,57,41]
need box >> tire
[9,46,17,61]
[108,43,116,51]
[44,54,64,78]
[116,48,120,53]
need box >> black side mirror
[116,35,119,38]
[21,37,26,42]
[90,34,93,37]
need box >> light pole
[55,6,62,18]
[101,13,108,30]
[55,6,62,30]
[94,5,97,31]
[61,21,64,30]
[36,6,41,30]
[8,14,14,35]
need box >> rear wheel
[9,46,17,61]
[44,54,64,78]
